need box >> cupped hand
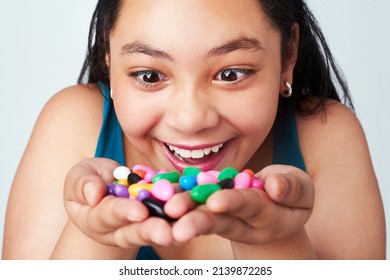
[63,157,175,248]
[165,165,314,245]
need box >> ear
[105,53,111,68]
[281,22,299,90]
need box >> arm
[2,85,128,259]
[299,101,386,259]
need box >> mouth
[161,141,229,172]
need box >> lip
[159,140,231,172]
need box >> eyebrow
[121,41,173,60]
[206,36,265,57]
[120,36,265,60]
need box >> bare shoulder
[297,99,371,179]
[3,83,104,259]
[38,84,103,155]
[296,99,386,259]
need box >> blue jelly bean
[179,175,198,191]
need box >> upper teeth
[168,143,223,159]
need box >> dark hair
[78,0,353,114]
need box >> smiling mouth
[166,143,224,163]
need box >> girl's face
[109,0,294,172]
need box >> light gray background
[0,0,389,258]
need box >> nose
[164,86,219,135]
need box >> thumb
[64,157,119,207]
[265,173,314,210]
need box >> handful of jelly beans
[106,165,265,222]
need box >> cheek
[223,88,279,138]
[113,92,163,138]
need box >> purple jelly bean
[114,184,130,198]
[136,189,152,201]
[107,182,116,196]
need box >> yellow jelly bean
[129,183,153,198]
[117,179,129,186]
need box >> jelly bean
[114,184,130,198]
[183,166,202,177]
[179,175,197,191]
[117,179,129,186]
[142,198,176,222]
[132,169,146,179]
[151,179,175,202]
[127,172,142,185]
[206,170,220,178]
[129,183,153,198]
[242,169,255,177]
[234,172,251,189]
[196,171,219,185]
[106,182,116,195]
[132,164,154,174]
[136,189,152,201]
[113,166,131,180]
[144,171,156,183]
[190,183,221,203]
[152,171,180,183]
[217,178,234,189]
[251,178,265,190]
[218,167,239,181]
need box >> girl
[3,0,386,259]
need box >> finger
[164,191,198,219]
[266,174,314,209]
[206,188,269,221]
[259,165,314,209]
[114,217,174,247]
[64,158,120,207]
[172,205,249,243]
[90,197,149,230]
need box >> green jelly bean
[218,167,239,181]
[183,166,202,177]
[190,183,221,203]
[152,171,180,183]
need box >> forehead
[112,0,279,53]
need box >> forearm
[231,229,317,260]
[50,220,137,260]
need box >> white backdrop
[0,0,389,259]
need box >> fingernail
[83,182,95,205]
[276,176,287,198]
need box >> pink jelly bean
[144,170,156,183]
[151,179,175,202]
[251,177,265,190]
[234,172,251,189]
[132,164,154,174]
[206,170,220,179]
[197,171,219,185]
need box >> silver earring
[110,88,113,99]
[280,81,292,98]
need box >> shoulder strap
[94,82,126,165]
[272,101,306,171]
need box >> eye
[214,68,255,84]
[128,70,166,88]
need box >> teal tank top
[94,83,306,259]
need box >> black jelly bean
[142,198,176,222]
[127,172,142,185]
[217,178,234,189]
